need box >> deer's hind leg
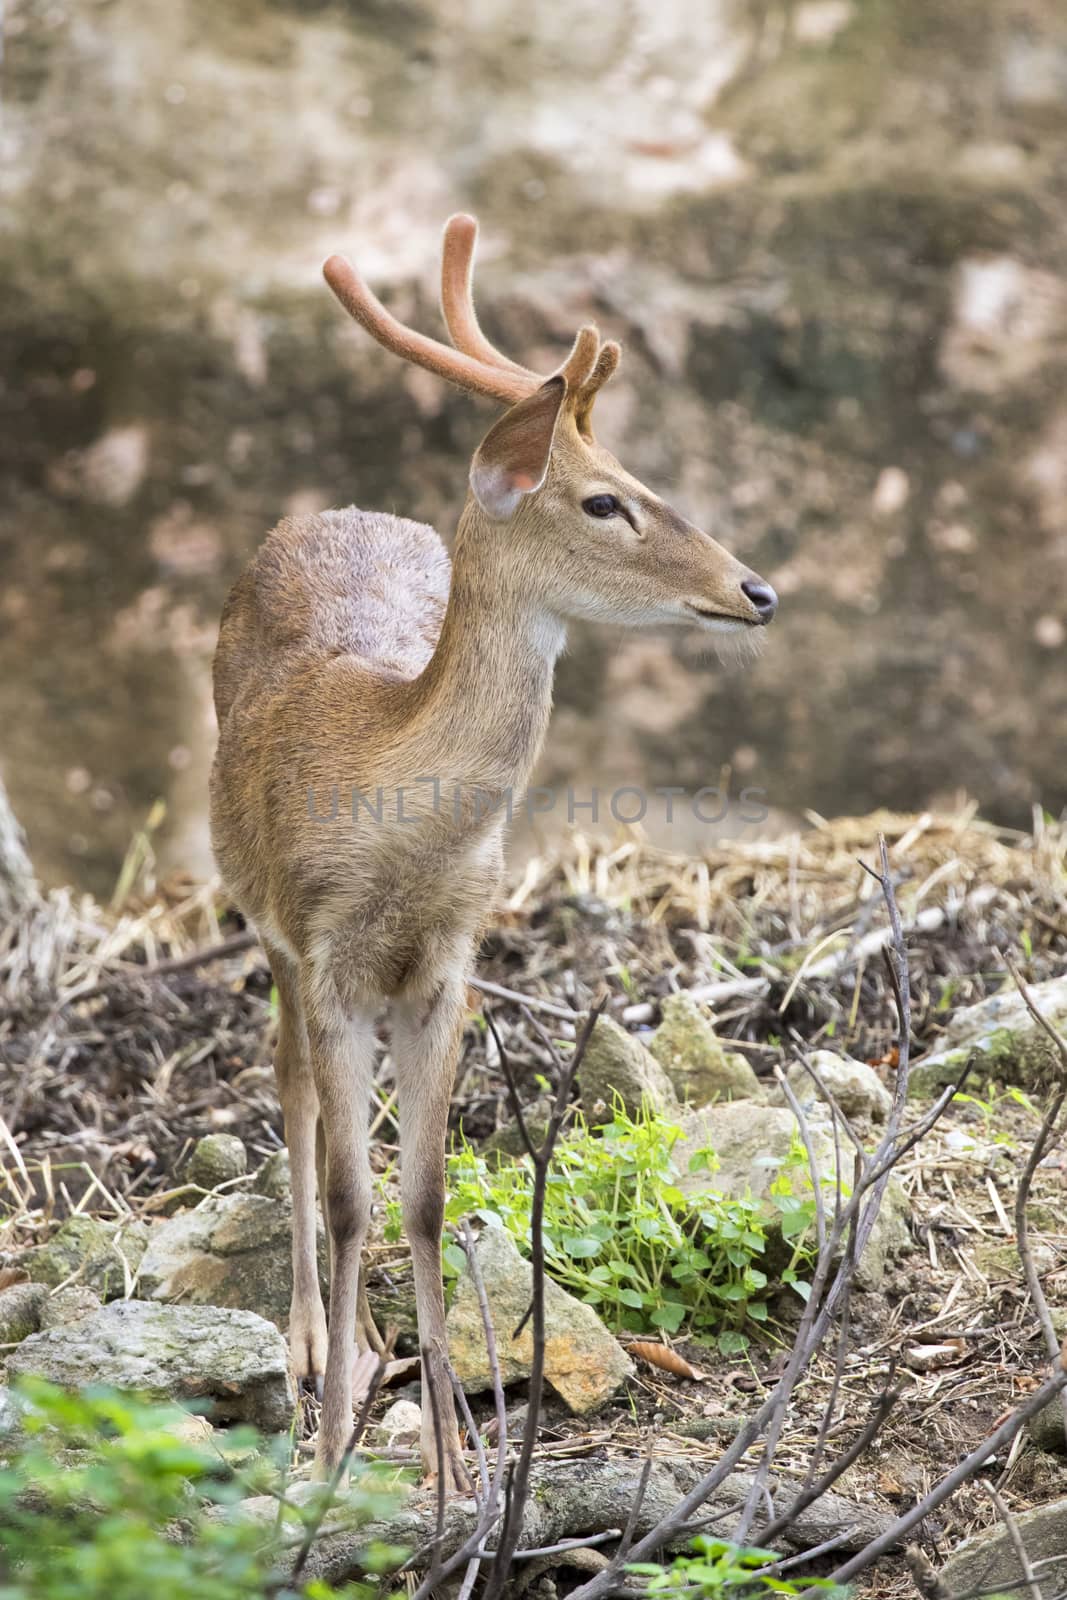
[304,980,377,1474]
[266,942,328,1397]
[391,973,471,1494]
[315,1114,384,1356]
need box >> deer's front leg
[304,987,377,1476]
[392,976,471,1496]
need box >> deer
[210,214,778,1492]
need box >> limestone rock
[186,1133,248,1191]
[483,1097,553,1159]
[578,1015,679,1122]
[38,1285,103,1328]
[447,1225,632,1413]
[375,1398,422,1449]
[940,1495,1067,1598]
[138,1192,324,1330]
[0,1282,48,1345]
[673,1099,908,1288]
[779,1051,893,1123]
[252,1150,291,1203]
[910,975,1067,1097]
[8,1301,296,1432]
[23,1216,148,1301]
[650,994,762,1106]
[973,1237,1055,1282]
[1028,1395,1067,1456]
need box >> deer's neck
[407,506,565,798]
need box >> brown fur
[210,216,777,1488]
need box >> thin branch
[1006,955,1067,1400]
[406,1220,510,1600]
[287,1344,390,1587]
[759,1369,899,1547]
[480,1000,606,1600]
[567,834,952,1600]
[799,1356,1067,1597]
[982,1481,1045,1600]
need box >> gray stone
[38,1285,103,1328]
[0,1282,48,1344]
[23,1216,149,1301]
[940,1494,1067,1599]
[0,1386,26,1440]
[138,1192,325,1330]
[252,1150,291,1203]
[1029,1395,1067,1456]
[910,975,1067,1097]
[186,1133,248,1190]
[375,1398,422,1448]
[973,1237,1055,1283]
[779,1050,893,1123]
[578,1015,679,1122]
[446,1225,633,1413]
[8,1301,296,1432]
[673,1099,908,1288]
[483,1097,553,1158]
[650,994,762,1106]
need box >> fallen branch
[248,1457,892,1589]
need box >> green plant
[627,1533,849,1596]
[384,1101,822,1352]
[0,1381,408,1600]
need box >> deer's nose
[741,577,778,624]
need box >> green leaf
[442,1242,468,1276]
[649,1301,686,1333]
[562,1235,602,1259]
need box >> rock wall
[1,0,1066,890]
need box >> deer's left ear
[470,376,566,521]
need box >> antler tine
[556,325,600,391]
[573,340,621,438]
[323,252,536,407]
[440,215,541,382]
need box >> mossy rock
[23,1217,149,1301]
[578,1015,679,1122]
[910,975,1067,1098]
[650,994,762,1107]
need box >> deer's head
[324,215,777,638]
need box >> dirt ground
[1,807,1066,1592]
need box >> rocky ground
[1,808,1067,1596]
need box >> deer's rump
[213,507,450,726]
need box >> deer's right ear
[469,376,567,521]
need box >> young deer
[210,215,777,1490]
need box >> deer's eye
[582,494,620,518]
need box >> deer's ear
[469,376,567,521]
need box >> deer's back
[213,508,450,726]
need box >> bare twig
[1006,954,1067,1450]
[567,834,958,1600]
[759,1369,899,1547]
[287,1343,390,1588]
[798,1356,1067,1597]
[982,1481,1045,1600]
[407,1220,510,1600]
[480,999,606,1600]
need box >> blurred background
[1,0,1065,897]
